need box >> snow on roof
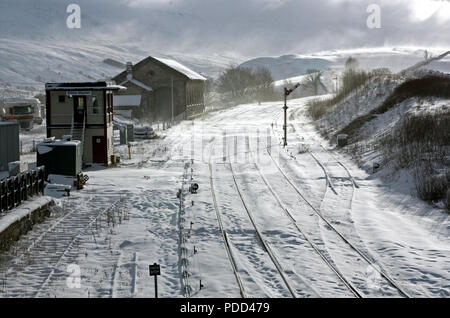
[114,95,142,107]
[0,197,54,234]
[3,98,40,104]
[153,57,206,81]
[0,122,19,126]
[46,82,126,91]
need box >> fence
[19,139,39,155]
[0,166,45,213]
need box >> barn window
[59,95,65,103]
[92,96,98,114]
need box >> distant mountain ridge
[240,55,333,81]
[0,38,239,97]
[239,48,450,82]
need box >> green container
[37,139,82,178]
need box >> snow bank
[0,196,53,234]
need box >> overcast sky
[1,0,449,58]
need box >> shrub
[307,68,371,120]
[297,143,310,154]
[380,110,450,205]
[216,65,275,102]
[373,76,450,115]
[394,111,450,168]
[414,165,448,202]
[445,189,450,211]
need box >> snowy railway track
[247,148,363,298]
[289,124,367,250]
[208,159,247,298]
[265,148,411,298]
[307,151,338,195]
[319,144,359,189]
[110,251,139,298]
[307,147,355,214]
[34,198,123,297]
[271,115,411,297]
[10,196,98,265]
[0,196,124,297]
[227,160,299,298]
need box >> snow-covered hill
[0,38,240,98]
[298,70,450,212]
[240,47,450,82]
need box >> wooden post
[154,275,158,298]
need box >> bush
[373,75,450,115]
[297,143,310,154]
[414,165,448,202]
[445,189,450,211]
[335,76,450,143]
[379,110,450,205]
[216,65,275,102]
[393,111,450,168]
[307,68,371,120]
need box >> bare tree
[304,69,321,95]
[216,65,274,101]
[252,67,275,101]
[345,56,359,70]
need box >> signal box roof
[45,81,126,91]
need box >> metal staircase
[70,113,86,162]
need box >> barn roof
[152,57,207,81]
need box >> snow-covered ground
[0,98,448,298]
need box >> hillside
[0,38,239,98]
[240,47,450,82]
[300,70,450,211]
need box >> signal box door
[74,96,86,124]
[92,136,107,163]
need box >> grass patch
[382,110,450,207]
[372,75,450,115]
[335,75,450,139]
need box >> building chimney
[126,62,133,80]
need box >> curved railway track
[264,145,411,298]
[247,147,363,298]
[228,159,300,298]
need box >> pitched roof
[152,57,206,81]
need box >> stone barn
[112,57,206,121]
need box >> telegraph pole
[171,77,174,124]
[283,87,288,147]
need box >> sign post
[149,263,161,298]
